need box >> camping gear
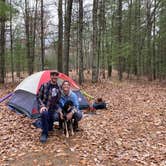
[93,102,106,109]
[92,98,107,110]
[0,93,13,103]
[8,70,89,118]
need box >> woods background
[0,0,166,84]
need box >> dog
[62,100,75,138]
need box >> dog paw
[66,133,69,138]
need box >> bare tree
[63,0,73,75]
[92,0,98,83]
[57,0,63,72]
[10,0,14,82]
[41,0,45,70]
[0,0,6,83]
[78,0,84,84]
[31,0,38,73]
[25,0,31,75]
[117,0,123,81]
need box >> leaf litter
[0,80,165,166]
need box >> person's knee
[74,111,83,121]
[41,111,49,118]
[53,112,60,121]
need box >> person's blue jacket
[59,90,80,111]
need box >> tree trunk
[0,1,6,83]
[101,0,106,79]
[78,0,84,84]
[146,0,152,81]
[76,14,79,74]
[158,0,166,80]
[41,0,45,70]
[126,0,132,79]
[25,0,31,75]
[133,0,138,77]
[152,0,156,80]
[57,0,63,72]
[63,0,73,75]
[10,0,14,82]
[97,0,102,79]
[137,0,142,78]
[117,0,123,81]
[107,33,112,78]
[92,0,98,83]
[108,0,116,78]
[31,0,38,73]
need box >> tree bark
[63,0,73,75]
[101,0,106,79]
[117,0,123,81]
[10,0,14,82]
[78,0,84,84]
[31,0,38,73]
[152,0,156,80]
[41,0,45,70]
[92,0,98,83]
[0,0,6,83]
[146,0,152,81]
[25,0,31,75]
[57,0,63,72]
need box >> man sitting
[58,80,83,131]
[37,71,61,143]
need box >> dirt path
[0,80,166,166]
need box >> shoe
[40,134,48,143]
[48,128,53,131]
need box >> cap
[50,70,59,76]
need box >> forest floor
[0,76,166,166]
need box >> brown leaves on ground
[0,80,166,166]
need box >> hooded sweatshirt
[59,90,79,111]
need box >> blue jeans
[41,110,83,135]
[73,111,83,121]
[41,110,59,135]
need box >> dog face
[63,100,74,113]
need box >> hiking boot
[48,127,54,131]
[40,134,48,143]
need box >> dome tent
[8,70,89,118]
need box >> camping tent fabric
[15,70,79,94]
[8,70,89,118]
[9,90,39,118]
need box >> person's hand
[57,108,64,120]
[66,112,73,120]
[40,107,48,113]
